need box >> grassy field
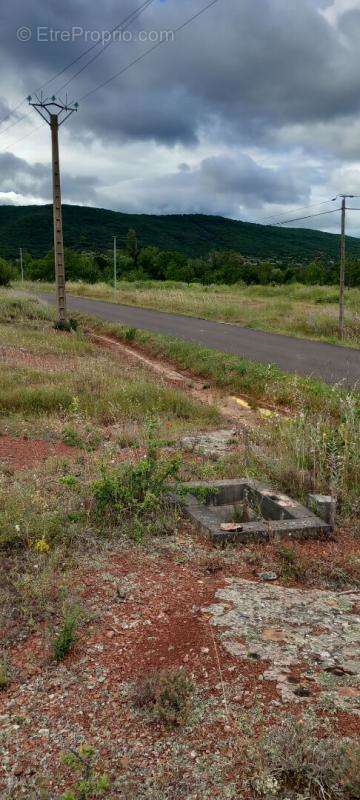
[91,320,360,516]
[0,290,359,798]
[24,279,360,348]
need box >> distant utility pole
[19,247,23,283]
[337,194,354,340]
[113,236,117,293]
[28,95,78,324]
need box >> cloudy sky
[1,0,360,233]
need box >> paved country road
[39,293,360,388]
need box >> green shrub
[54,317,78,332]
[134,669,194,726]
[253,715,359,799]
[92,422,181,540]
[61,745,110,800]
[0,259,14,286]
[0,658,10,690]
[62,426,85,448]
[124,326,137,342]
[52,605,80,662]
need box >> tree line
[1,228,360,287]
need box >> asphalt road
[39,292,360,388]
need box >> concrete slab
[180,479,331,542]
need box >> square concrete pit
[180,479,331,543]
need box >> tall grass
[252,397,360,515]
[0,294,53,323]
[99,323,359,419]
[0,293,219,427]
[0,361,218,425]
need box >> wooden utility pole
[19,247,23,283]
[339,196,346,340]
[113,236,117,293]
[51,114,66,322]
[337,194,355,340]
[28,95,78,324]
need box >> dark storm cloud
[0,152,99,203]
[1,0,360,216]
[2,0,360,147]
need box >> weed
[61,744,110,800]
[197,553,227,574]
[62,426,84,448]
[0,656,10,690]
[94,321,360,421]
[92,421,181,540]
[316,561,360,590]
[251,399,360,517]
[59,474,78,488]
[52,604,80,662]
[0,295,52,324]
[124,326,137,342]
[54,318,78,332]
[276,545,307,582]
[134,669,194,726]
[252,714,359,799]
[187,485,219,504]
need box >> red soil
[1,546,357,798]
[0,435,78,470]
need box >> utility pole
[113,236,117,293]
[28,95,78,324]
[19,247,23,283]
[337,194,354,340]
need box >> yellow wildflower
[34,538,50,553]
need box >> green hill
[0,204,359,262]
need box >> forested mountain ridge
[1,204,359,261]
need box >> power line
[276,208,340,225]
[0,121,43,153]
[1,0,221,153]
[0,98,27,130]
[0,0,155,134]
[0,113,31,139]
[256,199,335,226]
[75,0,221,104]
[55,0,155,95]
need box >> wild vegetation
[0,290,359,798]
[10,240,360,286]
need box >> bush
[91,422,181,540]
[134,669,194,726]
[52,605,80,662]
[53,317,78,332]
[0,258,14,286]
[0,658,10,690]
[253,715,360,799]
[61,745,110,800]
[124,326,137,342]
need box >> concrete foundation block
[307,494,336,525]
